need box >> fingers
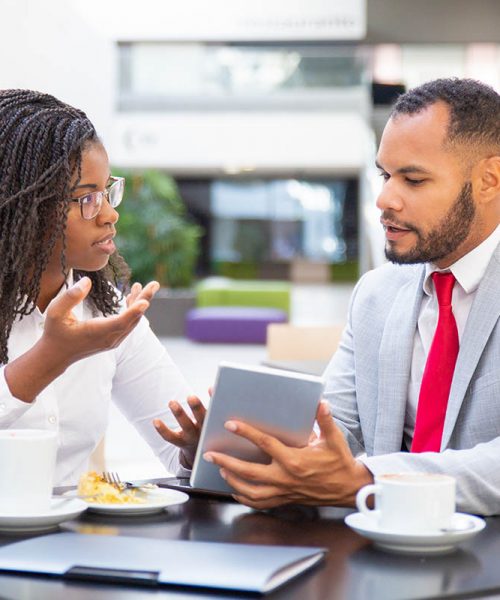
[316,400,343,449]
[126,282,142,307]
[168,400,199,439]
[232,495,287,510]
[187,396,206,428]
[153,395,205,448]
[220,420,291,466]
[153,399,204,449]
[126,281,159,311]
[153,418,185,446]
[203,451,271,483]
[218,469,285,506]
[133,281,160,304]
[47,277,92,318]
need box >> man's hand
[5,277,159,403]
[203,400,373,509]
[153,395,207,468]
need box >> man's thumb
[316,400,337,442]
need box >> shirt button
[48,415,57,424]
[38,322,45,330]
[0,403,5,412]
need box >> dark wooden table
[0,488,499,600]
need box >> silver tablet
[190,362,325,494]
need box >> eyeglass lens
[81,178,124,220]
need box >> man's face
[375,102,479,267]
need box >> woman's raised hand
[4,277,159,403]
[41,277,159,363]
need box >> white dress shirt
[404,225,500,449]
[0,277,192,486]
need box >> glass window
[210,179,349,264]
[118,42,369,110]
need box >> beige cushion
[266,324,344,361]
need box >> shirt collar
[423,225,500,296]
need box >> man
[201,78,500,516]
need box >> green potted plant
[115,169,203,336]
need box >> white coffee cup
[0,429,58,514]
[356,473,456,534]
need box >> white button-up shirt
[404,225,500,447]
[0,280,192,486]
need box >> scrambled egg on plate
[77,471,146,504]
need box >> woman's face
[48,142,119,275]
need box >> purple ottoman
[185,307,288,343]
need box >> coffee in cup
[0,429,58,514]
[356,473,456,534]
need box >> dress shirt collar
[423,224,500,296]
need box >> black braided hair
[0,89,130,364]
[391,78,500,155]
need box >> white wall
[74,0,366,42]
[0,0,371,173]
[112,111,371,174]
[0,0,114,144]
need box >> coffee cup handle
[356,484,380,520]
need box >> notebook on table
[0,532,326,595]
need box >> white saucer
[345,512,486,554]
[0,498,87,534]
[63,487,189,515]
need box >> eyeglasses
[69,176,125,220]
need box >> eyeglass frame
[68,176,125,220]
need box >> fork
[102,471,126,490]
[102,471,157,492]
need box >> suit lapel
[441,247,500,449]
[373,266,425,454]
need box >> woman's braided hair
[0,89,130,364]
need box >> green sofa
[196,277,291,315]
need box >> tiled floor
[105,282,354,479]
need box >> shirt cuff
[358,453,410,477]
[0,367,33,426]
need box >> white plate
[0,498,87,534]
[63,487,189,515]
[345,511,486,554]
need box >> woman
[0,89,204,486]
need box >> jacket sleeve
[323,278,366,457]
[359,441,500,516]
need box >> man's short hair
[391,78,500,154]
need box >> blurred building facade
[1,0,499,278]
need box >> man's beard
[384,182,475,265]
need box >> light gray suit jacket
[324,243,500,515]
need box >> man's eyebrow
[375,160,432,175]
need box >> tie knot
[431,271,456,307]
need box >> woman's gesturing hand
[4,277,160,403]
[42,277,159,363]
[153,396,207,469]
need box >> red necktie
[411,272,459,453]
